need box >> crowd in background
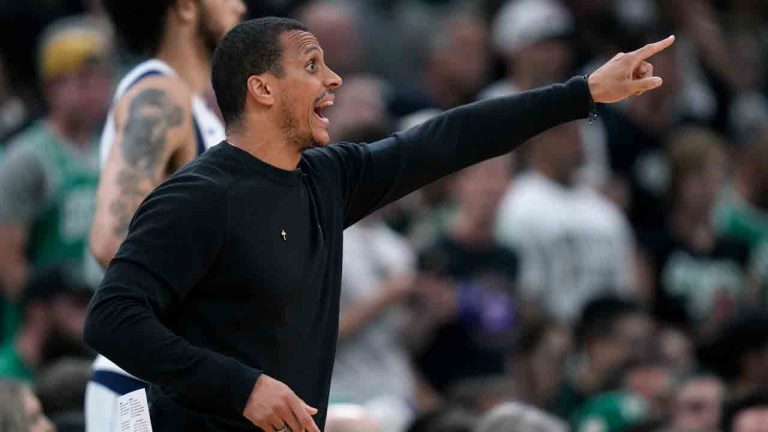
[1,0,768,431]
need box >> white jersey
[99,59,225,166]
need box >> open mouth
[313,95,334,127]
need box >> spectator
[640,128,752,336]
[413,155,519,393]
[35,357,91,431]
[556,296,653,419]
[508,321,572,409]
[0,266,93,381]
[707,314,768,400]
[482,0,574,98]
[723,390,768,432]
[325,75,392,144]
[420,15,491,110]
[0,379,54,432]
[297,2,362,78]
[329,212,417,431]
[571,391,650,432]
[0,16,112,342]
[719,126,768,249]
[495,123,636,323]
[328,74,416,432]
[474,401,567,432]
[668,374,724,432]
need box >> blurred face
[48,59,113,128]
[531,122,584,184]
[453,155,512,222]
[197,0,247,53]
[434,18,490,100]
[591,313,653,377]
[326,76,388,142]
[299,4,359,76]
[672,377,723,431]
[274,30,342,148]
[734,407,768,432]
[675,160,725,215]
[515,38,572,87]
[23,388,54,432]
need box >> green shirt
[717,193,768,247]
[0,339,33,382]
[0,120,99,342]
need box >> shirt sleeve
[83,172,261,418]
[0,142,47,224]
[313,76,592,227]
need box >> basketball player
[85,1,245,430]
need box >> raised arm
[89,76,196,267]
[331,36,675,226]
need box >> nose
[325,66,343,89]
[234,0,247,19]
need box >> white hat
[492,0,573,55]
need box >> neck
[156,30,210,95]
[47,113,91,147]
[227,124,302,171]
[14,323,46,371]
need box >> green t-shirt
[0,339,33,382]
[571,391,648,432]
[0,120,100,269]
[0,120,99,342]
[717,194,768,248]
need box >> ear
[247,75,275,107]
[171,0,198,24]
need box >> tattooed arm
[90,77,196,268]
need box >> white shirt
[495,172,635,323]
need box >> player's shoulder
[116,74,193,116]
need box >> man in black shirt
[83,17,674,432]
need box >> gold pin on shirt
[281,229,287,241]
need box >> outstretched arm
[90,76,196,267]
[330,36,675,226]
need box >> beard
[197,1,224,56]
[279,101,318,151]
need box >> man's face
[274,30,342,148]
[673,377,723,431]
[49,59,113,128]
[197,0,247,54]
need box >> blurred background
[2,0,768,431]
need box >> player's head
[212,17,343,148]
[103,0,246,57]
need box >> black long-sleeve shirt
[83,76,592,431]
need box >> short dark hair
[102,0,174,55]
[575,295,644,347]
[212,17,308,127]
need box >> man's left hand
[587,35,676,104]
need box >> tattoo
[121,88,183,174]
[109,169,153,235]
[110,88,183,236]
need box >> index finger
[290,398,320,432]
[631,35,675,61]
